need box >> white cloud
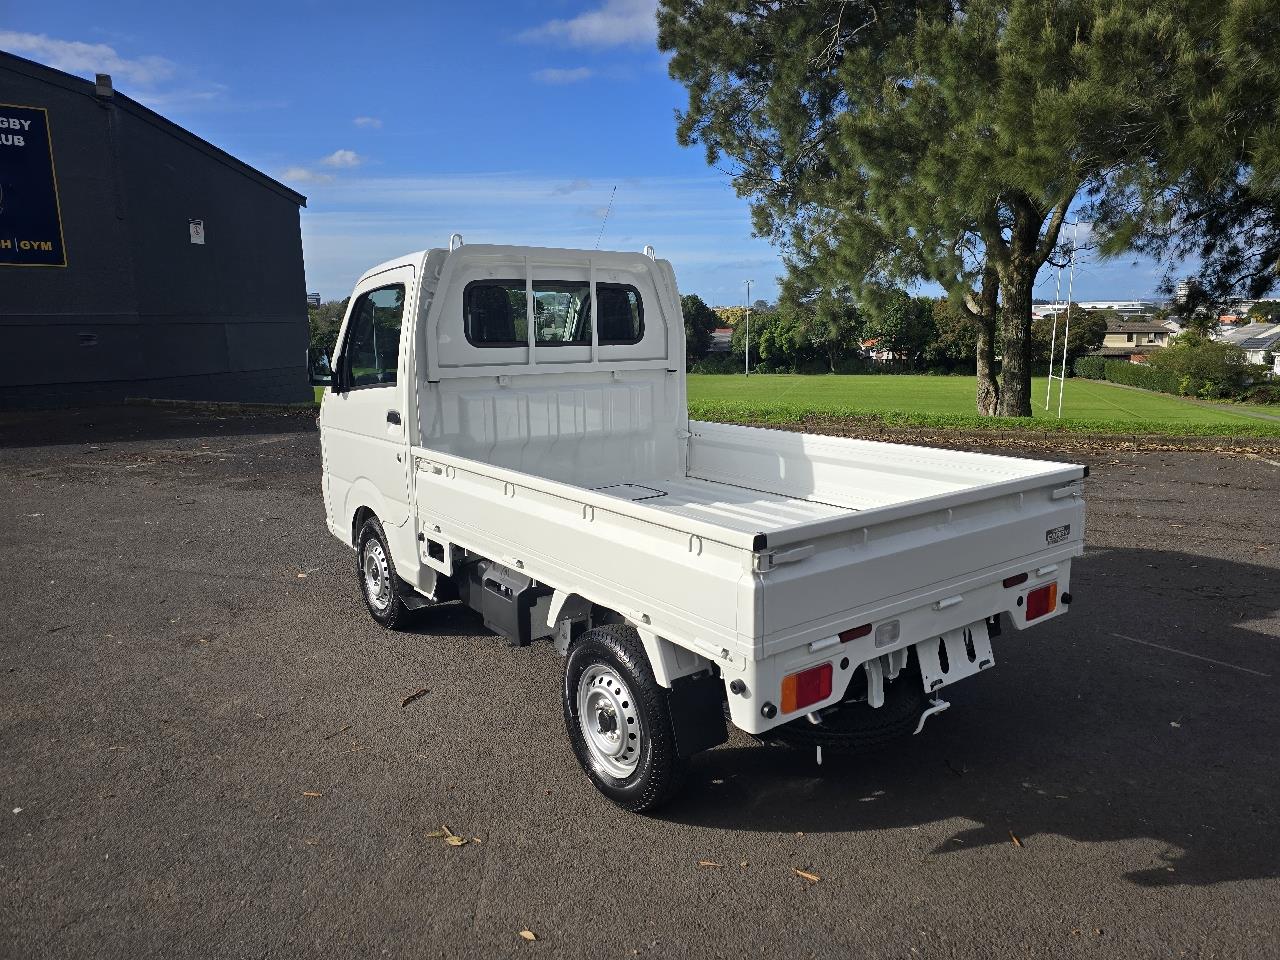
[353,116,383,129]
[533,66,594,85]
[282,166,334,185]
[519,0,657,48]
[0,30,175,86]
[321,149,364,169]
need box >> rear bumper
[724,558,1073,735]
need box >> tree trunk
[997,267,1035,417]
[975,267,1000,416]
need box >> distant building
[1218,322,1280,364]
[1238,327,1280,365]
[708,327,733,353]
[1091,320,1171,363]
[307,292,322,308]
[1032,300,1158,320]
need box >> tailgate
[754,476,1085,654]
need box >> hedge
[1073,356,1106,379]
[1073,356,1180,395]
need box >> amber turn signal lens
[780,663,833,714]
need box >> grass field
[313,377,1278,436]
[687,374,1280,437]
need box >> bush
[689,354,742,374]
[1145,334,1250,399]
[1240,383,1280,405]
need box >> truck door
[321,267,414,539]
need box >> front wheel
[356,516,417,630]
[563,625,686,813]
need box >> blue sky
[3,0,1171,305]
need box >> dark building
[0,51,312,408]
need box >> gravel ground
[1,406,1278,960]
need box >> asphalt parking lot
[2,406,1278,959]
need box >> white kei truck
[318,240,1086,812]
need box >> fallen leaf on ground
[296,572,307,579]
[427,825,469,846]
[519,930,537,942]
[302,791,323,798]
[400,687,430,708]
[697,859,723,869]
[321,724,352,742]
[1009,830,1023,847]
[792,868,821,883]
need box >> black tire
[355,516,417,630]
[563,624,686,813]
[761,660,929,754]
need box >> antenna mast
[594,185,617,250]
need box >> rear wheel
[356,516,417,630]
[563,624,685,813]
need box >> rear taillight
[839,624,872,643]
[1026,583,1058,620]
[1003,573,1028,588]
[780,663,833,714]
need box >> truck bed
[412,419,1084,661]
[588,420,1083,549]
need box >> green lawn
[687,374,1280,437]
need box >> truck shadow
[662,546,1280,889]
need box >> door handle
[386,410,401,425]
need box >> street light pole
[743,279,753,376]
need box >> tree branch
[1036,190,1077,263]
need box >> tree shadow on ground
[661,546,1280,890]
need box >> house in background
[1234,325,1280,366]
[1091,319,1171,363]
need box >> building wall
[0,55,311,408]
[1103,331,1167,348]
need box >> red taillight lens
[1026,583,1058,620]
[839,624,872,643]
[1003,573,1028,588]
[781,663,833,714]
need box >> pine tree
[659,0,1203,416]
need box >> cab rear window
[463,280,643,347]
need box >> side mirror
[308,348,334,387]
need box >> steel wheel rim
[576,664,642,779]
[362,538,392,611]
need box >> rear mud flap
[915,620,995,695]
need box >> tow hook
[913,697,951,735]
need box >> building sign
[189,219,206,244]
[0,104,66,267]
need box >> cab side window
[341,285,405,387]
